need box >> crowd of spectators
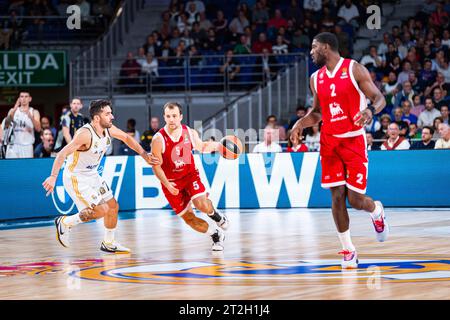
[259,0,450,152]
[0,0,117,48]
[355,0,450,150]
[118,0,366,90]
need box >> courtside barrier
[0,150,449,220]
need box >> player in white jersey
[42,99,160,253]
[4,92,41,158]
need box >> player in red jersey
[292,32,389,268]
[151,102,229,251]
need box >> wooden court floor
[1,208,449,300]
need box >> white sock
[205,221,217,236]
[63,213,83,227]
[104,228,116,243]
[369,202,382,220]
[337,229,356,252]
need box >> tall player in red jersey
[292,32,389,268]
[151,102,229,251]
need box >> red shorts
[161,170,207,215]
[320,133,368,194]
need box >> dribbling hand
[42,176,56,197]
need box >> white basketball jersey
[65,123,112,175]
[12,107,35,145]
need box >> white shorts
[5,144,33,159]
[63,170,114,211]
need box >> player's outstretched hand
[353,108,372,127]
[42,176,56,197]
[167,182,179,196]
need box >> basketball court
[1,207,449,300]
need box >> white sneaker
[55,216,71,248]
[211,229,225,251]
[217,214,229,230]
[339,250,358,269]
[100,241,131,254]
[372,201,389,242]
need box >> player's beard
[313,52,327,67]
[100,118,113,128]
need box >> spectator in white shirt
[141,53,159,78]
[253,126,282,153]
[186,0,205,13]
[186,2,200,25]
[305,124,321,151]
[380,123,410,150]
[136,47,147,66]
[377,33,391,56]
[229,10,249,35]
[418,98,442,128]
[436,58,450,83]
[272,35,289,54]
[442,29,450,48]
[435,123,450,149]
[303,0,322,12]
[360,46,383,70]
[397,61,413,85]
[337,0,360,29]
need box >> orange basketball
[218,135,243,160]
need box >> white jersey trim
[333,128,365,138]
[154,132,165,154]
[321,181,346,188]
[186,126,199,151]
[163,125,182,142]
[349,59,368,112]
[311,70,319,93]
[325,57,344,78]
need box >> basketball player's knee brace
[79,207,95,222]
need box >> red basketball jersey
[157,124,197,180]
[313,58,367,136]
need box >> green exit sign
[0,51,67,87]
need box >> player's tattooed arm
[150,136,179,196]
[109,125,160,166]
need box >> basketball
[218,135,243,160]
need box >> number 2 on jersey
[330,84,336,97]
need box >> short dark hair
[266,115,277,122]
[127,118,136,127]
[425,97,434,104]
[89,99,112,119]
[71,97,82,103]
[313,32,339,52]
[163,101,183,114]
[422,126,434,135]
[296,105,307,112]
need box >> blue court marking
[0,210,175,231]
